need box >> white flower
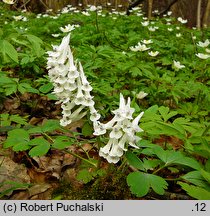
[167,28,173,32]
[60,24,76,33]
[177,17,188,24]
[136,91,148,99]
[167,11,172,16]
[110,126,123,139]
[148,27,156,32]
[52,34,60,38]
[173,60,185,70]
[176,33,182,38]
[130,42,150,52]
[206,48,210,53]
[148,51,159,57]
[89,5,97,11]
[196,53,210,59]
[93,121,106,136]
[82,11,90,16]
[96,94,144,164]
[141,39,153,44]
[13,15,24,21]
[47,33,97,127]
[197,39,210,48]
[3,0,16,4]
[141,21,149,26]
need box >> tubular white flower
[47,33,98,127]
[96,94,144,163]
[110,126,123,139]
[93,121,106,135]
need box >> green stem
[165,177,182,181]
[95,10,100,33]
[117,158,127,171]
[63,149,97,167]
[42,132,54,143]
[96,136,103,170]
[152,165,166,174]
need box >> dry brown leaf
[0,156,30,195]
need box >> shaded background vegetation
[10,0,210,28]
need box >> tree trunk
[203,0,210,27]
[196,0,202,29]
[148,0,153,19]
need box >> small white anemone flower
[177,17,188,24]
[197,39,210,48]
[196,53,210,59]
[167,28,173,32]
[167,11,172,16]
[82,11,90,16]
[141,39,153,44]
[89,5,97,11]
[141,21,149,26]
[173,60,185,70]
[13,15,24,21]
[176,33,182,38]
[148,27,156,32]
[3,0,16,4]
[206,48,210,53]
[148,51,159,57]
[60,24,77,33]
[52,34,60,38]
[130,42,150,52]
[136,91,148,99]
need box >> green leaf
[41,120,61,132]
[1,40,18,63]
[39,83,53,94]
[81,122,93,137]
[125,151,145,171]
[127,172,150,197]
[143,158,162,171]
[127,171,168,197]
[52,136,74,149]
[28,138,50,157]
[10,115,27,125]
[201,169,210,184]
[27,126,42,134]
[4,129,30,148]
[76,169,93,184]
[205,159,210,172]
[13,142,30,151]
[178,182,210,200]
[153,146,201,169]
[148,174,168,195]
[5,84,17,96]
[181,171,210,188]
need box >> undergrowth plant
[0,2,210,199]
